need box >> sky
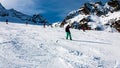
[0,0,109,23]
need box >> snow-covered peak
[0,3,5,10]
[8,8,31,19]
[8,8,29,17]
[0,3,9,17]
[8,8,20,13]
[31,13,48,24]
[61,0,120,32]
[0,3,49,25]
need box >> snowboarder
[6,19,8,24]
[65,24,72,40]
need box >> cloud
[0,0,17,8]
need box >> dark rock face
[108,0,120,11]
[111,20,120,32]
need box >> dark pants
[66,32,72,40]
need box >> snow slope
[0,22,120,68]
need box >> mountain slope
[0,3,5,10]
[61,0,120,32]
[0,3,9,17]
[0,22,120,68]
[0,3,48,24]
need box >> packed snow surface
[0,22,120,68]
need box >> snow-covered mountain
[0,22,120,68]
[0,3,48,24]
[0,3,8,17]
[61,0,120,32]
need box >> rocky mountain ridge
[60,0,120,32]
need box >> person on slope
[6,19,8,24]
[43,22,46,28]
[65,24,72,40]
[26,22,28,25]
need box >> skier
[43,22,46,28]
[65,24,72,40]
[26,22,28,25]
[6,19,8,24]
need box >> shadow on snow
[72,39,110,45]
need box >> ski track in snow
[0,22,120,68]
